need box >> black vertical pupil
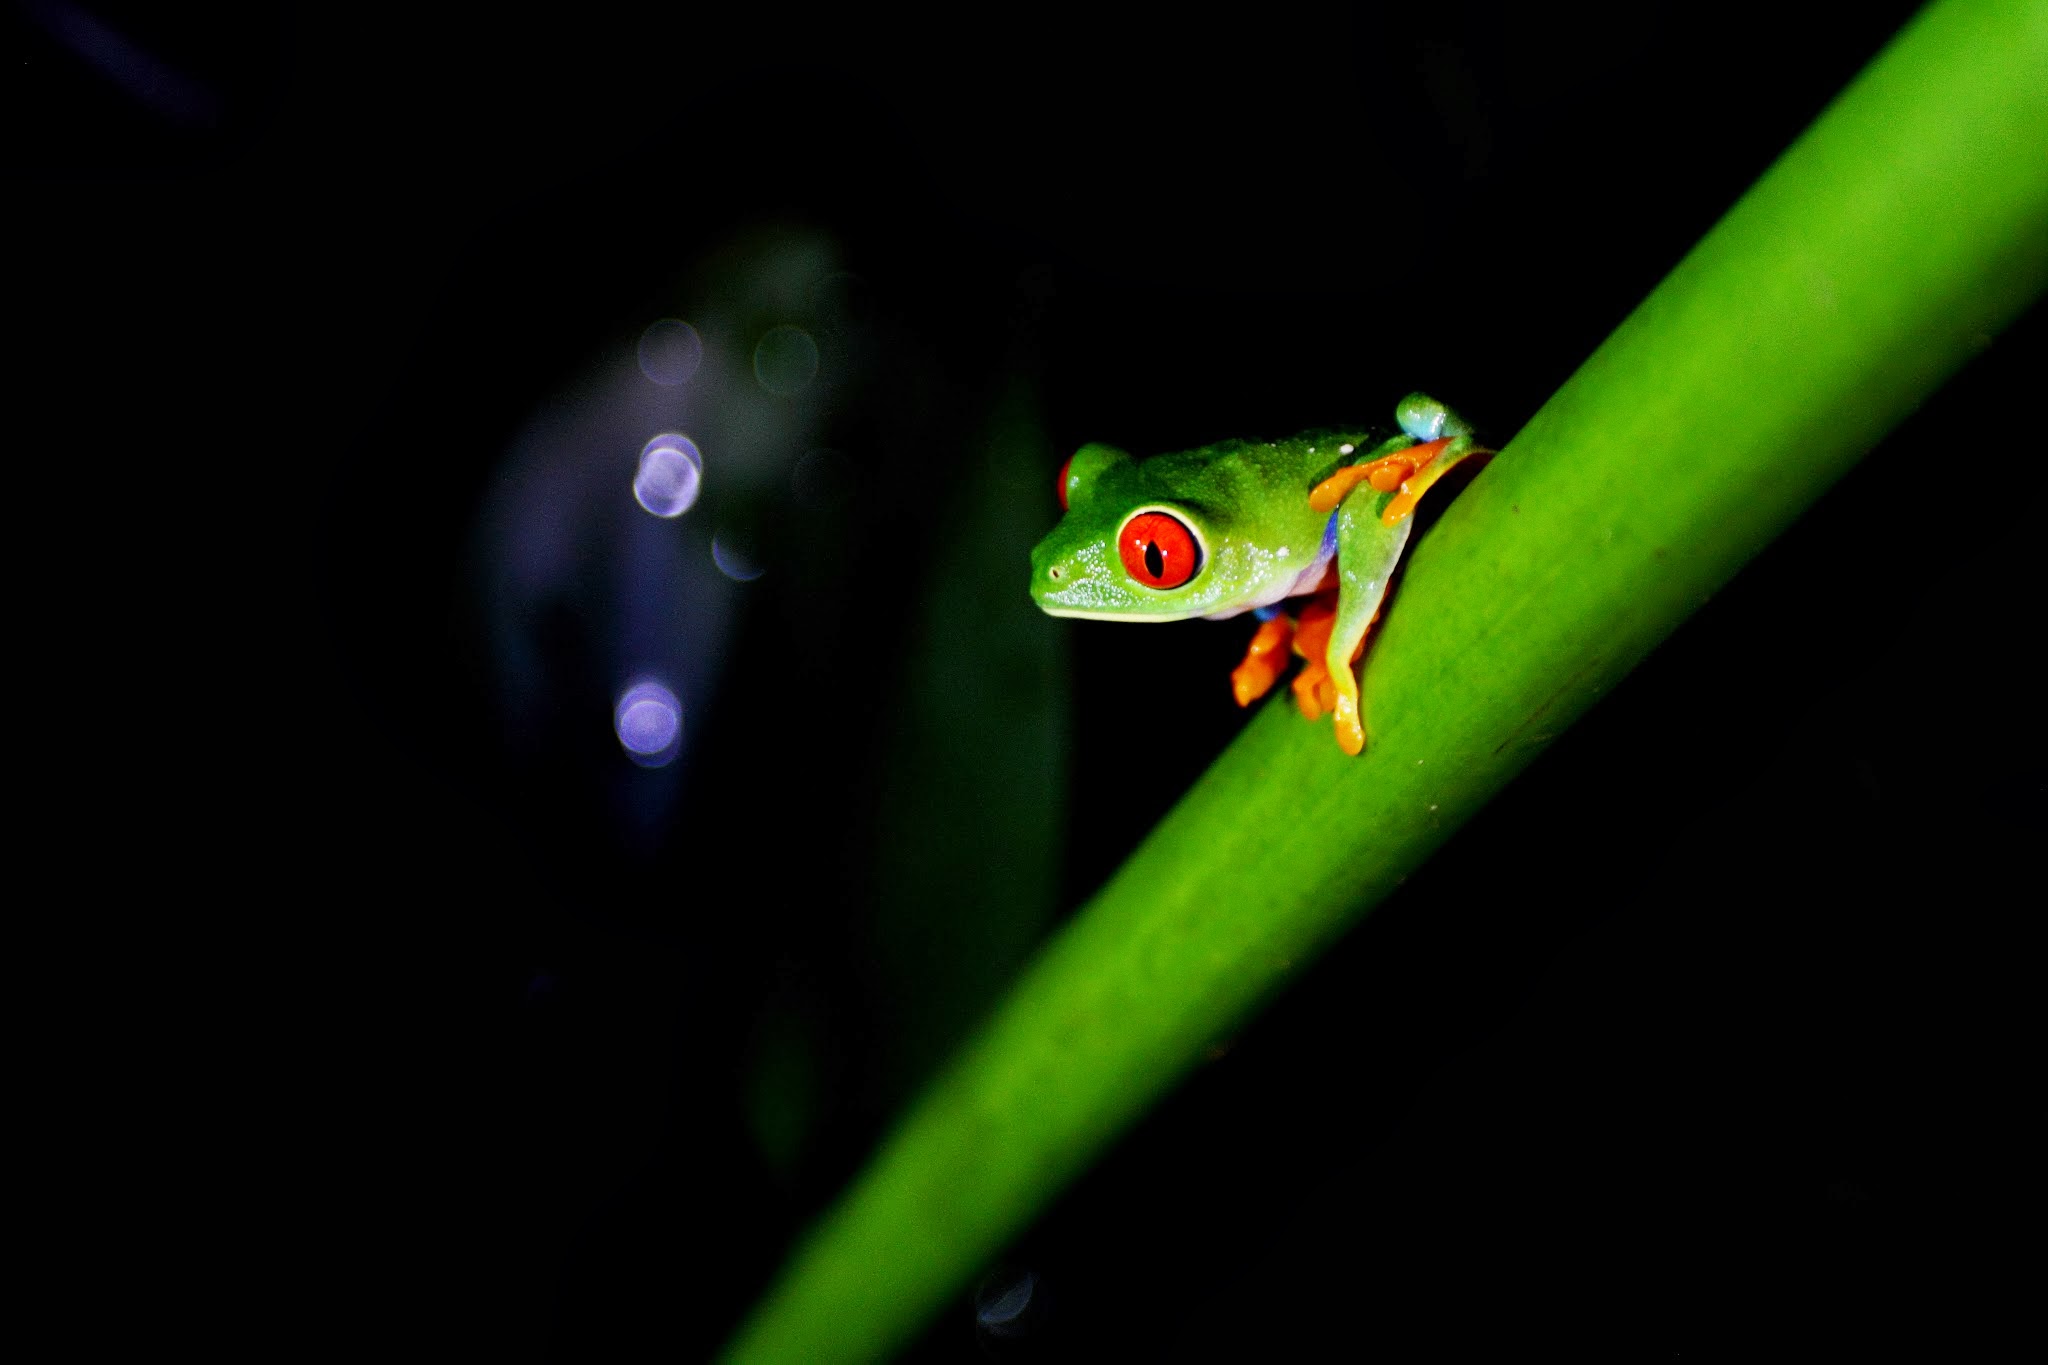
[1144,540,1164,578]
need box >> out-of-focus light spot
[635,433,702,517]
[792,448,854,511]
[712,531,764,582]
[976,1271,1037,1337]
[615,678,683,766]
[24,0,224,128]
[753,325,819,395]
[637,319,704,386]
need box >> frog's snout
[1029,537,1072,588]
[1031,535,1111,613]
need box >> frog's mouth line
[1036,604,1206,623]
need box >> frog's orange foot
[1230,615,1296,706]
[1382,441,1496,526]
[1234,589,1378,747]
[1309,440,1451,513]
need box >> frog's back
[1136,429,1380,510]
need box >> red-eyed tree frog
[1028,393,1491,754]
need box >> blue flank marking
[1319,511,1340,559]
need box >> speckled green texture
[722,2,2048,1358]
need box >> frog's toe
[1308,462,1377,513]
[1230,615,1296,706]
[1396,393,1472,442]
[1332,695,1366,756]
[1288,596,1338,719]
[1232,657,1285,707]
[1308,449,1424,512]
[1291,658,1330,720]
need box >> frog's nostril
[1049,566,1063,580]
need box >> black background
[16,2,2040,1359]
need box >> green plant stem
[721,1,2048,1358]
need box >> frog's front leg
[1323,424,1492,754]
[1323,502,1415,754]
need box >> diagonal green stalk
[722,1,2048,1359]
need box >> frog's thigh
[1326,497,1414,755]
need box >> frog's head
[1029,442,1224,622]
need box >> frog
[1028,393,1491,755]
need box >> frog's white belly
[1202,516,1337,620]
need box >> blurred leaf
[872,387,1069,1101]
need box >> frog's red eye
[1056,454,1074,510]
[1118,511,1200,589]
